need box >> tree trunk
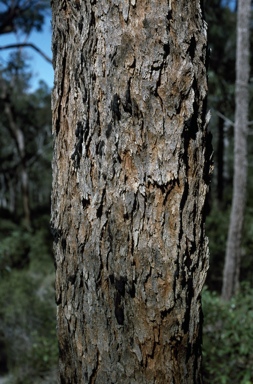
[217,115,224,203]
[222,0,250,301]
[51,1,211,382]
[3,96,31,227]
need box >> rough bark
[51,1,211,383]
[222,0,250,301]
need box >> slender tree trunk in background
[51,1,211,382]
[20,165,30,226]
[0,82,31,225]
[222,0,251,301]
[217,116,224,203]
[3,99,31,227]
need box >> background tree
[222,0,251,300]
[0,55,52,226]
[0,0,49,35]
[0,0,51,225]
[51,0,211,382]
[203,0,253,292]
[0,1,58,382]
[0,0,52,61]
[0,61,56,382]
[205,0,236,206]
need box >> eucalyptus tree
[222,0,251,300]
[0,0,51,225]
[0,54,51,224]
[51,1,212,382]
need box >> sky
[0,14,54,91]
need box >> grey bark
[222,0,251,301]
[51,1,211,383]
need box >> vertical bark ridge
[51,0,211,382]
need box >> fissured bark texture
[51,1,212,383]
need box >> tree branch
[215,110,253,128]
[215,110,234,126]
[0,42,52,64]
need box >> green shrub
[0,270,58,384]
[202,285,253,383]
[0,269,58,383]
[0,216,57,383]
[0,223,31,272]
[205,203,230,290]
[0,215,53,275]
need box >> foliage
[204,0,253,292]
[205,202,230,290]
[0,3,55,380]
[0,216,57,383]
[205,0,236,109]
[0,214,52,271]
[0,2,56,382]
[0,55,52,222]
[0,0,50,35]
[0,221,31,271]
[202,286,253,384]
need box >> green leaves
[0,217,57,384]
[0,0,50,35]
[202,286,253,383]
